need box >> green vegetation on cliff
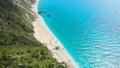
[0,0,67,68]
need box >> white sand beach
[32,0,76,68]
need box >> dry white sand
[32,0,76,68]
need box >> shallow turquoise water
[38,0,120,68]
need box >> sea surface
[38,0,120,68]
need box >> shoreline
[32,0,77,68]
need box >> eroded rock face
[12,0,36,24]
[22,0,36,5]
[14,0,36,6]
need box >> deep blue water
[38,0,120,68]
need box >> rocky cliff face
[0,0,40,50]
[0,0,67,68]
[14,0,36,5]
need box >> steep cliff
[0,0,67,68]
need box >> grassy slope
[0,0,67,68]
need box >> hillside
[0,0,67,68]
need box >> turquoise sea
[38,0,120,68]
